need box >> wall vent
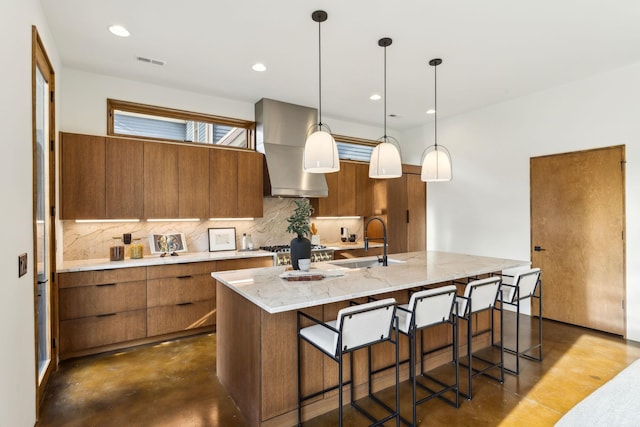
[135,56,166,66]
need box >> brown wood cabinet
[373,165,426,254]
[106,137,144,218]
[179,145,210,218]
[58,267,147,358]
[60,133,106,219]
[311,161,373,217]
[56,256,274,360]
[143,142,179,218]
[210,149,264,218]
[238,150,264,217]
[60,132,264,220]
[147,262,216,337]
[355,162,374,217]
[61,133,145,219]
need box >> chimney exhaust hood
[255,98,328,198]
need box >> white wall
[60,69,389,140]
[401,63,640,341]
[0,0,61,425]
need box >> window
[107,99,255,149]
[333,135,376,162]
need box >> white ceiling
[41,0,640,130]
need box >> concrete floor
[37,316,640,426]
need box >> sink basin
[328,258,405,269]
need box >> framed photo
[148,233,188,255]
[208,227,237,252]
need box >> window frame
[107,98,256,149]
[333,134,377,162]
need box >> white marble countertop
[57,242,378,273]
[57,249,276,273]
[212,250,530,314]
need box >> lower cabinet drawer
[59,280,147,320]
[59,309,147,355]
[147,299,215,337]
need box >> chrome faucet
[364,217,388,266]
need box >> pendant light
[421,58,452,182]
[369,37,402,179]
[303,10,340,174]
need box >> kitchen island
[212,251,529,427]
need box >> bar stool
[395,285,459,426]
[455,276,503,400]
[494,268,542,375]
[297,298,399,427]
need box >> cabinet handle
[176,302,194,306]
[96,313,116,318]
[177,275,192,279]
[406,209,410,223]
[96,283,116,287]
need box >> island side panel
[260,305,325,422]
[216,282,261,427]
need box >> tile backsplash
[61,198,364,261]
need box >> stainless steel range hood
[255,98,328,198]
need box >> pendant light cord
[383,44,387,139]
[434,62,438,148]
[317,19,323,127]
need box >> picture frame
[148,233,188,255]
[208,227,237,252]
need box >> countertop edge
[58,250,276,273]
[213,251,531,314]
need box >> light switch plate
[18,253,27,278]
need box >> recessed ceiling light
[109,24,130,37]
[252,63,267,72]
[369,94,381,101]
[426,109,436,115]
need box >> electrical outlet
[18,253,27,278]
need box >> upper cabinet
[60,133,106,219]
[210,149,263,218]
[60,132,263,220]
[311,161,373,217]
[143,142,179,218]
[373,165,426,253]
[106,138,144,218]
[178,145,210,218]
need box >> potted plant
[286,198,314,270]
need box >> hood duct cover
[256,98,328,198]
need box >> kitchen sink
[328,257,405,269]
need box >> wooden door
[531,146,625,335]
[143,142,179,218]
[178,145,209,218]
[106,137,143,218]
[210,149,238,218]
[60,133,105,219]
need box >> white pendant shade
[421,146,452,182]
[303,130,340,173]
[369,141,402,178]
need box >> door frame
[32,25,57,416]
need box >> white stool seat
[299,320,338,356]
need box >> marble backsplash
[61,198,365,261]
